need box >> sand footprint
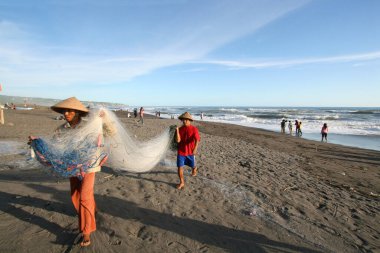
[137,226,153,243]
[199,245,209,252]
[108,230,122,245]
[167,241,190,252]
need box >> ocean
[134,106,380,151]
[1,95,378,151]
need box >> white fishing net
[102,109,175,172]
[31,108,175,177]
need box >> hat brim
[51,97,89,115]
[51,106,88,116]
[179,117,193,121]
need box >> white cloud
[0,20,27,38]
[192,51,380,69]
[0,0,309,88]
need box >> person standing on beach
[321,123,328,142]
[138,107,144,124]
[295,120,299,136]
[175,112,200,190]
[298,121,303,136]
[0,84,4,125]
[281,119,286,133]
[288,120,293,135]
[29,97,115,247]
[0,108,4,125]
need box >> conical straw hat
[178,112,193,121]
[51,97,89,114]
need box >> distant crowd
[4,102,16,110]
[281,119,329,142]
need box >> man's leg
[177,167,185,189]
[70,177,81,213]
[79,173,96,246]
[70,177,81,232]
[191,167,198,176]
[188,155,197,177]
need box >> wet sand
[0,108,379,253]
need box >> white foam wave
[205,114,380,136]
[220,108,240,112]
[136,106,380,136]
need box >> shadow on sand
[0,181,323,253]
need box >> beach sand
[0,108,379,253]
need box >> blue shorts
[177,155,196,168]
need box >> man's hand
[28,135,37,145]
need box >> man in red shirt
[175,112,200,189]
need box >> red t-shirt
[178,125,200,156]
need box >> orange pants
[70,172,96,235]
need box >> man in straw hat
[175,112,200,189]
[52,97,95,246]
[29,97,114,247]
[51,97,89,127]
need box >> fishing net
[30,108,176,178]
[102,109,176,172]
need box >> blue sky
[0,0,379,106]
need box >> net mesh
[31,108,176,178]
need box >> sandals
[80,234,91,247]
[80,239,91,247]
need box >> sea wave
[301,115,341,121]
[247,114,290,119]
[220,108,239,112]
[144,106,380,136]
[350,110,380,115]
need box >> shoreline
[154,112,380,151]
[3,105,379,151]
[198,119,380,152]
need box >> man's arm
[193,140,199,155]
[176,127,181,143]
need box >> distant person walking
[321,123,328,142]
[138,107,144,125]
[200,112,204,120]
[288,120,293,135]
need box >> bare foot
[191,167,198,177]
[176,183,185,190]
